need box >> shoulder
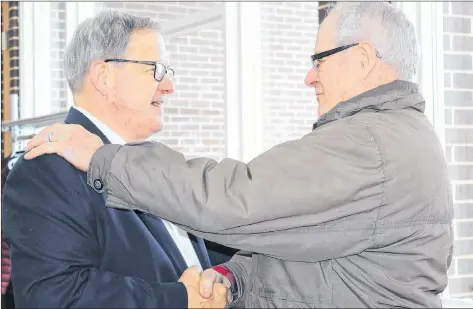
[3,154,93,214]
[304,115,378,150]
[8,154,84,188]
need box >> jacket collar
[64,107,111,145]
[313,80,425,130]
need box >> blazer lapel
[188,234,212,269]
[64,107,210,273]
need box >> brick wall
[51,2,67,113]
[443,1,473,299]
[1,1,20,158]
[260,2,319,151]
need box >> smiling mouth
[151,101,163,107]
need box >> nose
[157,77,175,95]
[304,67,318,87]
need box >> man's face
[304,13,360,116]
[107,30,174,141]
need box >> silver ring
[48,132,53,143]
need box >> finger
[25,128,52,152]
[24,142,62,160]
[178,265,201,283]
[25,123,73,152]
[200,269,217,299]
[188,265,202,278]
[213,283,228,296]
[212,283,229,307]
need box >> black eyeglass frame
[104,59,174,82]
[310,43,381,69]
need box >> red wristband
[212,265,235,284]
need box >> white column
[239,2,263,162]
[18,2,52,137]
[224,2,242,160]
[224,2,263,162]
[17,2,56,120]
[418,2,445,149]
[19,2,35,119]
[33,2,52,117]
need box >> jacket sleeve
[221,251,252,308]
[2,156,187,308]
[89,122,384,262]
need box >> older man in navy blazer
[2,11,234,308]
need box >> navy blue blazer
[2,108,233,308]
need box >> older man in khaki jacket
[25,2,453,308]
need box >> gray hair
[328,2,419,80]
[64,11,160,93]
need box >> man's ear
[89,60,111,96]
[356,42,377,79]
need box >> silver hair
[64,10,161,93]
[328,2,419,80]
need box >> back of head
[64,11,160,93]
[329,2,419,81]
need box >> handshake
[179,266,233,308]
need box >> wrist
[212,265,238,307]
[212,265,235,285]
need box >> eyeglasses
[104,59,175,82]
[310,43,382,70]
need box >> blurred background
[1,1,472,305]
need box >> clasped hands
[179,266,232,308]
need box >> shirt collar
[72,106,126,145]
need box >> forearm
[87,142,252,231]
[88,143,316,258]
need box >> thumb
[199,269,217,299]
[179,265,201,283]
